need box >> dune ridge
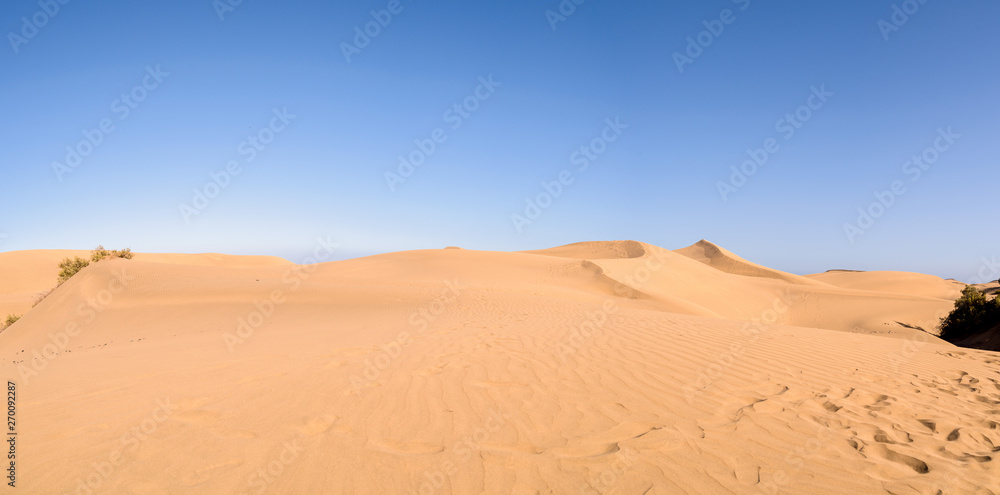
[675,239,824,286]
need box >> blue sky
[1,0,997,281]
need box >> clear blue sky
[2,0,998,281]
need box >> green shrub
[91,245,133,262]
[58,246,133,284]
[939,286,1000,341]
[1,314,19,330]
[58,256,90,284]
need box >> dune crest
[519,240,648,260]
[675,239,823,286]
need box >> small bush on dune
[939,286,1000,342]
[1,314,20,331]
[29,245,135,310]
[91,245,133,262]
[56,246,133,285]
[57,256,91,284]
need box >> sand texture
[1,241,997,494]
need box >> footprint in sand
[320,360,347,370]
[863,443,929,474]
[732,454,760,484]
[548,442,621,458]
[296,414,339,437]
[628,427,682,452]
[946,428,960,441]
[171,397,222,427]
[366,438,445,456]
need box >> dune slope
[1,242,998,494]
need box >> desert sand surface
[2,240,999,494]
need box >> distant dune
[806,269,967,301]
[1,241,997,494]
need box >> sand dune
[807,269,966,301]
[0,249,290,319]
[531,240,958,339]
[1,241,997,494]
[675,239,823,286]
